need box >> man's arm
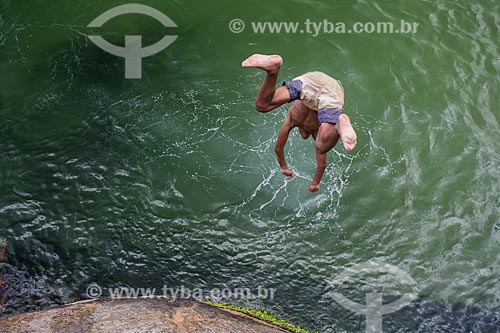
[309,151,327,192]
[275,113,294,177]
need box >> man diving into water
[242,54,357,192]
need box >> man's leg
[337,114,357,151]
[242,54,291,112]
[315,115,357,153]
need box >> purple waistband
[318,108,343,124]
[282,80,302,101]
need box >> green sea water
[0,0,499,332]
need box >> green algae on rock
[204,301,318,333]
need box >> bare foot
[308,184,320,192]
[338,114,357,151]
[242,54,283,73]
[281,167,294,177]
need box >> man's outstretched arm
[309,151,327,192]
[275,114,294,177]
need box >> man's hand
[308,184,320,192]
[281,167,294,177]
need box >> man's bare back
[288,101,320,140]
[274,101,319,176]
